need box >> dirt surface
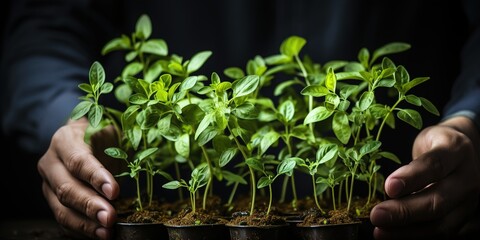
[227,211,286,226]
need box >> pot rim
[296,221,362,228]
[225,223,289,229]
[116,222,165,226]
[163,223,226,228]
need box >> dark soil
[298,208,356,226]
[113,198,175,223]
[227,211,286,226]
[166,208,228,226]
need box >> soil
[113,198,175,223]
[166,208,228,225]
[274,197,319,215]
[298,208,356,226]
[227,211,286,226]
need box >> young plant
[162,163,210,214]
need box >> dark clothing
[2,0,480,155]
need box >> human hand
[37,118,121,240]
[370,116,480,239]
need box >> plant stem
[376,96,403,141]
[284,131,298,209]
[248,166,257,215]
[279,175,289,204]
[295,54,314,135]
[228,124,256,215]
[191,192,196,214]
[267,184,273,216]
[174,162,184,201]
[201,146,214,210]
[331,187,336,210]
[347,165,358,212]
[338,181,343,209]
[312,175,323,212]
[135,176,143,211]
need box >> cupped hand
[370,116,480,239]
[37,118,121,240]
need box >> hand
[370,116,480,239]
[37,118,121,240]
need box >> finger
[42,182,113,240]
[385,146,462,198]
[52,125,119,200]
[371,169,477,228]
[373,198,477,240]
[40,156,117,228]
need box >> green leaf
[71,101,93,120]
[257,176,273,189]
[405,94,421,106]
[274,79,302,96]
[325,67,336,92]
[128,126,142,150]
[332,112,351,144]
[180,76,198,92]
[336,72,364,80]
[344,62,365,72]
[140,39,168,56]
[301,85,330,97]
[78,83,92,94]
[187,51,212,74]
[234,102,258,120]
[325,94,340,111]
[419,97,440,116]
[317,144,338,164]
[246,157,263,172]
[195,113,213,140]
[101,36,131,55]
[89,61,105,88]
[222,170,247,185]
[88,104,103,128]
[197,126,218,146]
[378,151,401,164]
[104,147,128,160]
[397,109,423,129]
[394,66,410,89]
[358,48,370,68]
[371,42,411,65]
[260,131,280,155]
[135,14,152,39]
[175,133,190,158]
[360,140,382,156]
[323,60,348,71]
[277,159,296,175]
[280,35,307,57]
[129,93,149,105]
[162,180,183,190]
[224,67,245,79]
[219,148,238,167]
[279,100,295,122]
[403,77,430,93]
[359,91,375,111]
[304,106,333,125]
[115,83,132,104]
[100,82,113,94]
[137,147,158,161]
[122,62,143,79]
[232,75,260,98]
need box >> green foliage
[70,13,439,217]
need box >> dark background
[1,0,53,220]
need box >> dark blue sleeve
[0,0,114,154]
[443,0,480,129]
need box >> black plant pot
[226,223,290,240]
[164,223,228,240]
[115,222,168,240]
[285,216,303,239]
[295,222,361,240]
[357,217,374,240]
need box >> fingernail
[97,210,109,227]
[95,227,108,240]
[101,183,113,199]
[371,207,392,226]
[387,178,405,197]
